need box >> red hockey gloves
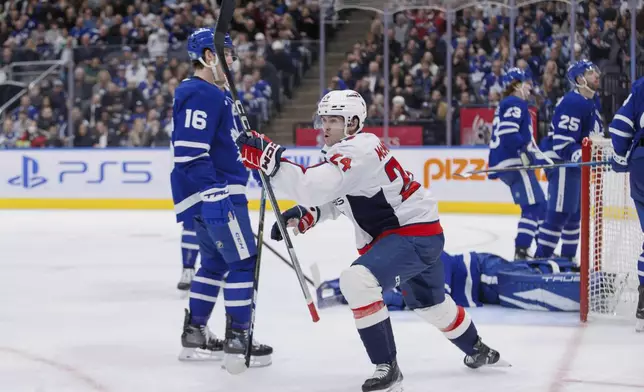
[200,184,235,226]
[236,131,285,177]
[271,205,320,241]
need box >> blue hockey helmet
[502,67,527,87]
[567,59,600,92]
[186,27,235,63]
[187,28,217,62]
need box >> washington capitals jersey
[170,77,249,222]
[488,96,533,176]
[541,91,602,162]
[271,133,442,253]
[608,77,644,167]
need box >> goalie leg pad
[414,295,479,355]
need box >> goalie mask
[313,90,368,142]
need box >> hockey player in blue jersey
[606,76,644,331]
[488,68,546,260]
[170,27,272,371]
[175,31,261,291]
[535,60,602,260]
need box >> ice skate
[177,268,195,290]
[178,309,224,361]
[464,338,511,369]
[222,316,273,374]
[636,285,644,332]
[361,360,403,392]
[514,247,531,261]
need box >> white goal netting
[582,136,642,321]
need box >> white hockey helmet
[314,89,368,137]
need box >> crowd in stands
[0,0,322,148]
[0,0,641,148]
[326,0,641,144]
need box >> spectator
[74,121,94,147]
[0,118,19,148]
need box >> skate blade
[220,353,272,371]
[385,379,404,392]
[636,319,644,333]
[178,347,224,361]
[488,358,512,368]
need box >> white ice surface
[0,210,643,392]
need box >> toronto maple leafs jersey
[608,77,644,168]
[170,77,249,222]
[271,132,443,253]
[487,96,534,178]
[441,252,580,311]
[540,91,602,162]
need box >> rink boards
[0,147,549,214]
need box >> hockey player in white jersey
[236,90,506,391]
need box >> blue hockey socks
[516,203,544,249]
[189,268,224,326]
[535,210,568,258]
[560,209,581,259]
[223,256,256,330]
[639,250,644,286]
[353,301,397,364]
[181,227,199,269]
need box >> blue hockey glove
[611,155,629,173]
[383,288,406,311]
[200,184,235,226]
[236,131,285,177]
[271,205,319,241]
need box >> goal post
[580,135,642,322]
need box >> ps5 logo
[8,156,47,189]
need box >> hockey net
[580,136,642,322]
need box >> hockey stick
[214,1,319,323]
[245,188,266,368]
[455,160,611,178]
[252,231,316,286]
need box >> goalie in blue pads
[535,60,602,260]
[318,251,581,312]
[487,68,545,260]
[170,27,272,370]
